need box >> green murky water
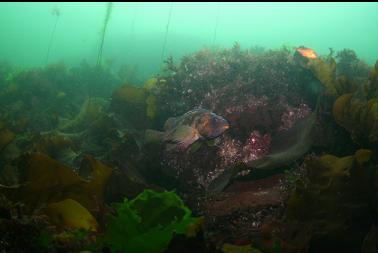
[1,2,377,81]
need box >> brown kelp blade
[0,153,112,213]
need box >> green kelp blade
[103,189,200,253]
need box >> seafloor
[0,44,378,253]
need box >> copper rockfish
[146,108,229,151]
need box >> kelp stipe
[96,2,113,67]
[212,2,221,45]
[160,2,173,69]
[129,3,139,44]
[45,6,60,65]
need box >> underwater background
[1,2,378,81]
[1,2,378,253]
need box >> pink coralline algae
[213,130,271,179]
[217,131,271,168]
[160,100,311,192]
[279,103,311,131]
[216,136,243,167]
[201,88,280,136]
[242,131,272,163]
[160,130,272,191]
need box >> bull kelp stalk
[129,3,138,43]
[96,2,113,67]
[212,2,221,45]
[45,7,60,65]
[160,2,173,68]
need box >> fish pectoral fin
[176,137,199,151]
[172,125,199,141]
[164,125,200,151]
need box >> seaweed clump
[103,189,201,253]
[282,149,375,252]
[0,62,121,133]
[332,60,378,144]
[157,44,317,119]
[110,79,162,129]
[335,49,370,81]
[0,153,112,214]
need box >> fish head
[196,111,229,139]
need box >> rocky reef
[0,45,377,253]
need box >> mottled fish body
[146,108,229,151]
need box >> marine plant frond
[103,189,201,253]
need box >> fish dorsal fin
[164,117,177,130]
